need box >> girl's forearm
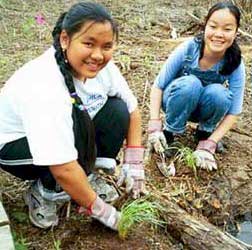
[209,114,238,143]
[126,107,142,146]
[150,86,163,119]
[49,161,96,207]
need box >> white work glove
[78,195,121,231]
[193,139,217,171]
[145,119,168,159]
[117,147,146,199]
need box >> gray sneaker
[88,173,119,203]
[23,181,59,229]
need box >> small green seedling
[51,231,62,250]
[175,146,198,178]
[22,17,35,35]
[118,197,166,239]
[53,239,61,250]
[13,232,28,250]
[175,146,196,167]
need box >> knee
[108,98,130,126]
[204,84,233,108]
[169,75,203,98]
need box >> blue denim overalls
[162,38,233,133]
[176,38,228,86]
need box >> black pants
[0,97,130,189]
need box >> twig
[100,174,123,196]
[141,79,149,111]
[2,192,15,201]
[186,11,203,24]
[225,232,252,250]
[230,127,252,137]
[66,201,71,219]
[238,28,252,39]
[168,174,192,180]
[1,21,8,33]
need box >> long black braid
[52,12,95,173]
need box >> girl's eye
[83,42,93,48]
[103,44,113,50]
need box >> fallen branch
[153,191,251,250]
[238,28,252,39]
[186,11,203,24]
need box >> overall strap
[180,38,199,76]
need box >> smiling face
[60,21,115,81]
[204,8,238,58]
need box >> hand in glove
[145,119,168,159]
[193,139,217,171]
[78,195,121,231]
[117,147,146,199]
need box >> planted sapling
[118,197,166,239]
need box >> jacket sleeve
[153,39,192,90]
[227,59,246,115]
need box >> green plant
[174,146,198,178]
[51,231,62,250]
[118,197,166,239]
[13,232,28,250]
[53,239,61,250]
[0,0,7,7]
[11,211,29,223]
[22,17,35,36]
[119,54,131,72]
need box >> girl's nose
[214,29,224,37]
[91,47,103,62]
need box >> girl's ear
[60,30,70,50]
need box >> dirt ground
[0,0,252,249]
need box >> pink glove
[146,120,168,156]
[148,119,162,133]
[117,146,146,199]
[78,195,121,231]
[193,139,217,171]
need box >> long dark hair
[52,2,118,173]
[198,1,241,75]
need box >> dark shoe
[164,141,183,158]
[163,130,174,144]
[194,128,211,141]
[216,141,225,153]
[163,130,182,158]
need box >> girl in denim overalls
[147,2,245,171]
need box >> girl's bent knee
[204,84,232,106]
[108,98,130,125]
[169,75,202,98]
